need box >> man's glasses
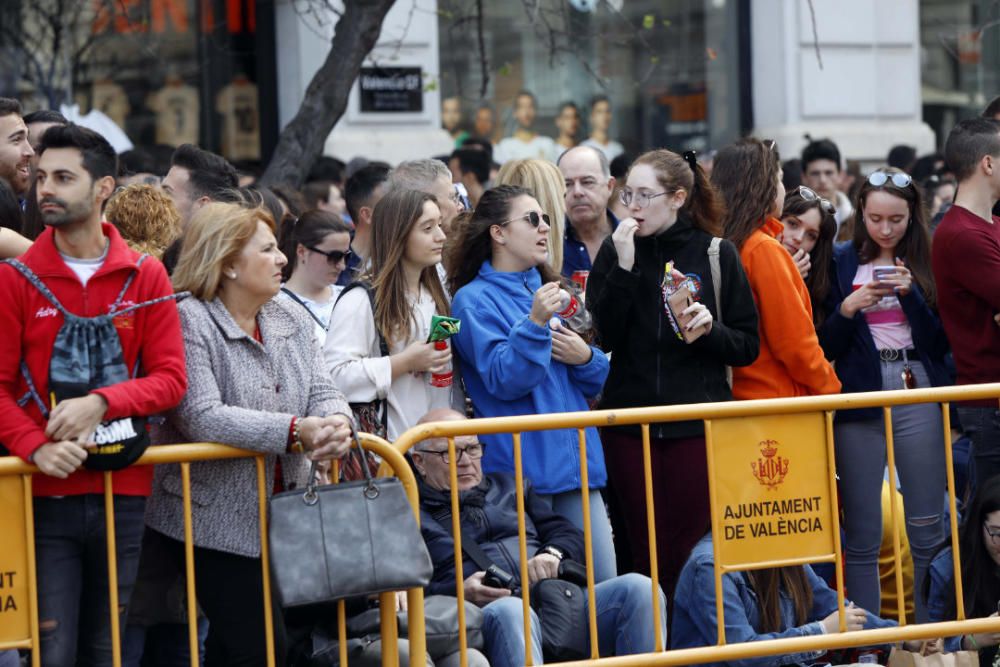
[868,170,913,189]
[984,522,1000,544]
[419,442,484,464]
[619,189,669,208]
[796,185,836,216]
[308,247,352,266]
[498,211,550,227]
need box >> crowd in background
[2,92,1000,667]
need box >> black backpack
[7,256,183,470]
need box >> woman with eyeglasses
[927,474,1000,661]
[819,167,950,622]
[324,189,457,442]
[711,137,841,400]
[779,186,838,327]
[585,149,760,602]
[277,209,353,346]
[445,184,617,583]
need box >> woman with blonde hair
[496,158,566,273]
[324,188,456,441]
[146,201,353,665]
[105,184,180,258]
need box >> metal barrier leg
[23,474,40,667]
[255,457,276,667]
[577,428,599,659]
[941,403,965,620]
[180,463,199,667]
[447,437,470,667]
[825,411,847,632]
[883,407,906,626]
[103,472,122,667]
[640,424,664,653]
[703,420,727,646]
[512,433,533,666]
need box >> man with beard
[557,145,618,280]
[0,124,186,666]
[0,98,34,202]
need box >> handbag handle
[302,412,379,506]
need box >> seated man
[412,408,666,667]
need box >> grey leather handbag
[268,418,434,608]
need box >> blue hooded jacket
[451,261,609,494]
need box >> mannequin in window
[494,91,557,164]
[554,101,580,159]
[147,74,199,147]
[473,103,499,144]
[582,95,624,161]
[442,96,469,148]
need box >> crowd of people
[1,90,1000,667]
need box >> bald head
[412,409,482,491]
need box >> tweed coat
[146,295,349,557]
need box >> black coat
[418,473,585,597]
[586,215,760,439]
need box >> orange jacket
[731,218,841,399]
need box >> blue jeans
[957,406,1000,492]
[536,489,617,583]
[481,572,666,667]
[34,495,146,667]
[835,360,944,623]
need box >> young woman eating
[819,167,950,622]
[278,209,353,345]
[779,185,838,327]
[324,189,455,441]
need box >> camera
[483,564,518,593]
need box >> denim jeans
[834,360,944,623]
[957,406,1000,492]
[34,494,146,667]
[535,488,617,583]
[481,572,666,667]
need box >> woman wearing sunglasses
[779,186,838,327]
[446,184,618,582]
[819,167,950,622]
[711,137,841,400]
[927,474,1000,661]
[277,209,353,345]
[325,189,456,442]
[585,149,760,603]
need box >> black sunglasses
[498,211,550,228]
[796,185,836,216]
[307,247,352,265]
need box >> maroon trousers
[601,429,711,605]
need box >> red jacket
[0,223,187,496]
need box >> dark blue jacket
[818,242,951,422]
[418,473,585,597]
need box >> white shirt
[582,137,625,161]
[324,286,462,440]
[60,243,108,287]
[494,135,558,164]
[277,284,342,346]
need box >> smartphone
[667,285,706,344]
[872,266,897,288]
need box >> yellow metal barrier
[393,382,1000,667]
[0,434,426,667]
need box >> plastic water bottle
[429,340,453,387]
[555,289,592,334]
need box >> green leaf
[650,55,660,64]
[498,63,512,76]
[643,14,655,29]
[662,19,672,27]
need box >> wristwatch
[540,545,564,561]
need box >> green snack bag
[427,315,461,343]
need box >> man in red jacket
[0,124,186,665]
[932,117,1000,490]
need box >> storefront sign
[710,413,835,567]
[0,475,31,643]
[359,67,424,113]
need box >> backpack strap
[280,287,328,331]
[2,259,70,316]
[18,361,50,419]
[109,254,147,312]
[707,238,732,388]
[107,254,188,317]
[335,281,390,358]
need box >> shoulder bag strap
[335,281,390,434]
[431,510,498,573]
[707,237,732,388]
[280,287,328,330]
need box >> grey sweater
[146,296,349,557]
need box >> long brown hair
[629,149,723,236]
[366,189,450,347]
[445,184,564,296]
[746,567,813,632]
[853,167,936,307]
[713,138,781,249]
[780,190,837,326]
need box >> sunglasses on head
[307,246,352,265]
[868,170,913,189]
[796,185,836,216]
[498,211,550,228]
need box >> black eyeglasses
[868,170,913,189]
[419,442,484,463]
[498,211,550,228]
[796,185,836,216]
[984,521,1000,544]
[307,247,352,265]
